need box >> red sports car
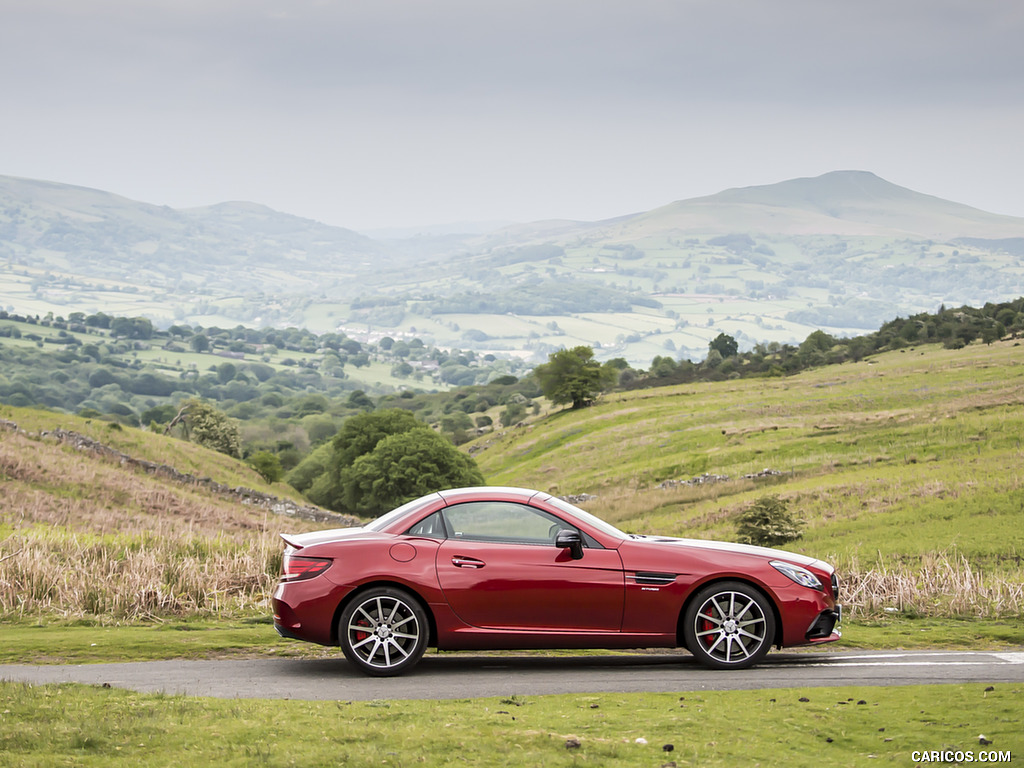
[273,487,841,676]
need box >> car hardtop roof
[435,486,551,505]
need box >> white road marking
[795,651,1023,668]
[992,652,1024,664]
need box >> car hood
[281,527,374,550]
[633,535,833,573]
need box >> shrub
[735,495,803,547]
[247,450,284,484]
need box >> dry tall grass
[0,524,280,620]
[838,551,1024,619]
[0,414,318,621]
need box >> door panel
[436,539,625,631]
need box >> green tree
[500,401,526,427]
[533,346,610,409]
[332,409,424,470]
[649,355,678,378]
[708,333,738,358]
[297,408,486,515]
[216,362,237,383]
[286,442,334,494]
[247,450,284,483]
[110,316,153,340]
[347,390,374,410]
[341,429,484,516]
[166,398,242,458]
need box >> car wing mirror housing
[555,529,584,560]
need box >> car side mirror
[555,529,584,560]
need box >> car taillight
[282,554,332,582]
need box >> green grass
[0,620,317,665]
[1,682,1019,767]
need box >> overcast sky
[2,0,1022,232]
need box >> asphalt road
[2,650,1023,700]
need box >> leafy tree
[735,495,803,548]
[440,411,474,445]
[330,409,415,466]
[294,408,486,515]
[166,398,242,458]
[709,333,738,358]
[88,368,118,389]
[190,334,210,353]
[216,362,237,383]
[649,355,679,378]
[286,442,335,494]
[247,450,284,483]
[341,429,484,516]
[534,346,610,409]
[347,390,374,410]
[500,402,526,427]
[85,312,112,329]
[110,316,153,340]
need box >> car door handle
[451,556,485,569]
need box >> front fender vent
[632,572,676,586]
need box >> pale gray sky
[2,0,1022,232]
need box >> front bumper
[806,604,842,644]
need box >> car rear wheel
[683,581,775,669]
[339,587,428,676]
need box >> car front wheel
[339,587,428,676]
[683,581,775,669]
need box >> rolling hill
[3,171,1024,364]
[621,170,1024,240]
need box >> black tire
[338,587,428,676]
[683,581,776,669]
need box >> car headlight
[770,560,823,590]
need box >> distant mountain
[2,171,1023,364]
[0,175,381,295]
[647,171,1024,239]
[493,171,1024,243]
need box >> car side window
[404,511,447,539]
[442,502,574,546]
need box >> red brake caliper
[702,604,718,648]
[354,618,371,643]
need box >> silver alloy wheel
[684,582,774,669]
[340,589,427,676]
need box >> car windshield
[364,494,442,532]
[544,496,629,541]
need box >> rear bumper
[272,579,349,647]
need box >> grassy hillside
[471,340,1024,618]
[0,409,329,620]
